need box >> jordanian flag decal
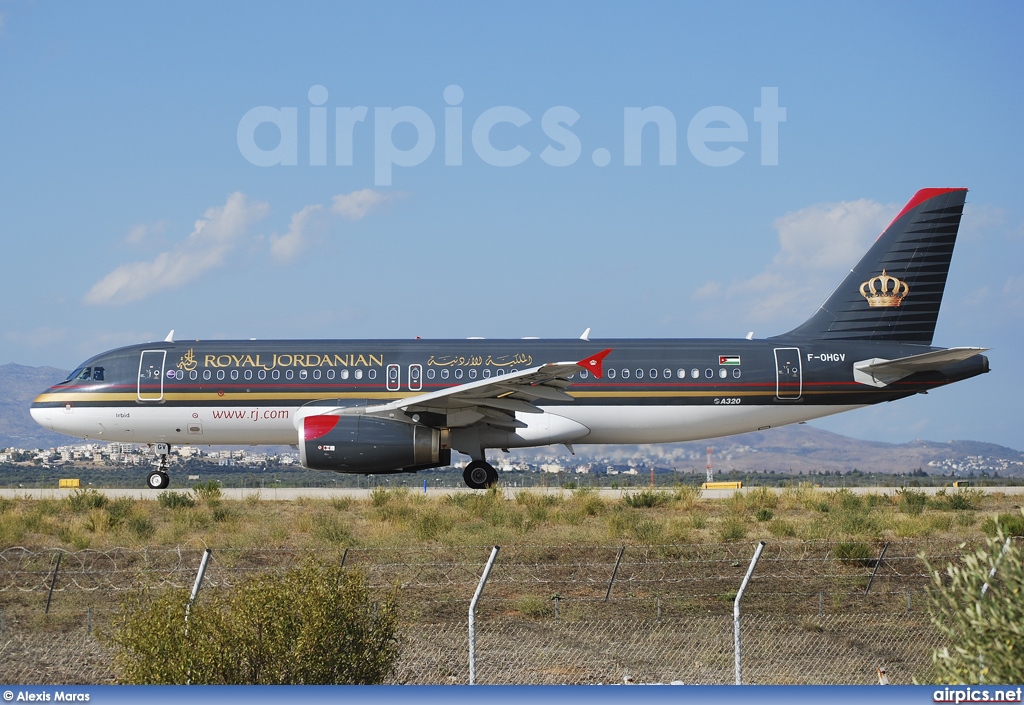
[719,355,741,365]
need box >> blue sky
[1,2,1022,449]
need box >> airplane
[30,187,988,490]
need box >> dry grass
[0,485,1016,553]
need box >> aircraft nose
[30,398,54,431]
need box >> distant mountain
[0,363,77,449]
[2,363,1022,476]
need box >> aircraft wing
[335,348,612,429]
[853,347,988,388]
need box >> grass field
[0,483,1018,552]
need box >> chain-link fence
[0,540,955,684]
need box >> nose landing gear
[146,443,171,490]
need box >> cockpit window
[64,366,103,383]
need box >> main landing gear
[146,443,171,490]
[463,460,498,490]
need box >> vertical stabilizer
[775,188,967,345]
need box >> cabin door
[774,347,802,400]
[137,350,167,402]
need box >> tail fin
[776,188,968,345]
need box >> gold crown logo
[859,270,909,308]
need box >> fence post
[45,552,63,615]
[87,607,92,636]
[981,537,1012,596]
[657,595,662,622]
[185,548,212,627]
[468,546,500,685]
[734,541,766,685]
[818,591,823,618]
[864,541,890,596]
[605,546,626,602]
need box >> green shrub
[981,513,1024,538]
[755,508,774,522]
[109,562,399,684]
[192,481,222,506]
[106,497,136,527]
[65,489,108,512]
[158,491,196,510]
[833,541,873,566]
[0,497,17,513]
[942,489,985,511]
[718,516,747,542]
[896,488,927,515]
[621,489,671,509]
[127,515,156,540]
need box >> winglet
[577,348,612,379]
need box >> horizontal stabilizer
[853,347,988,387]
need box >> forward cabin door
[137,350,167,402]
[774,347,802,400]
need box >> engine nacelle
[299,414,449,474]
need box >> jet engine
[299,414,450,474]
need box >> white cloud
[270,204,323,262]
[693,198,898,326]
[124,220,169,245]
[268,189,397,262]
[331,188,395,219]
[84,192,268,305]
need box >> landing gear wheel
[147,470,170,490]
[463,461,496,490]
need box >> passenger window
[339,369,349,380]
[691,368,699,379]
[299,370,308,380]
[326,369,334,380]
[203,370,212,381]
[705,369,714,379]
[455,369,464,379]
[230,370,239,380]
[272,370,280,380]
[607,368,616,379]
[176,370,184,380]
[286,370,294,380]
[368,369,376,380]
[469,369,477,379]
[441,369,449,380]
[189,370,197,381]
[258,370,267,380]
[427,368,436,380]
[719,368,728,379]
[580,370,589,379]
[650,369,658,379]
[312,369,321,380]
[483,369,491,378]
[354,369,363,380]
[677,369,685,379]
[244,370,253,380]
[495,369,503,377]
[622,369,630,379]
[217,370,225,381]
[636,369,644,379]
[733,368,742,379]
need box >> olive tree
[924,513,1024,684]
